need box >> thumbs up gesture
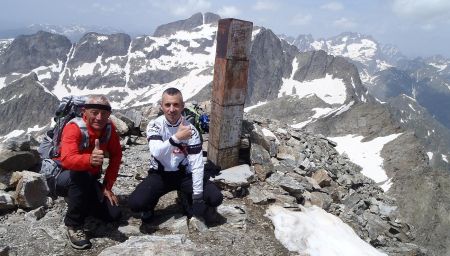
[175,117,192,141]
[90,139,104,167]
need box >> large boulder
[14,171,49,209]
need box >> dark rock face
[248,95,329,125]
[382,132,450,256]
[305,102,402,139]
[0,73,59,136]
[387,95,450,170]
[370,68,415,101]
[0,31,71,75]
[247,28,284,105]
[70,33,131,65]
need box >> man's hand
[192,193,206,218]
[90,139,104,167]
[103,187,119,206]
[175,117,192,141]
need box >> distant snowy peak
[0,24,123,43]
[424,55,450,73]
[280,32,410,77]
[0,39,13,55]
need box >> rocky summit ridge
[0,111,427,255]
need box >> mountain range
[1,12,450,254]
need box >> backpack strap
[68,117,89,150]
[100,121,112,145]
[68,118,112,150]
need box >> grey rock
[216,204,247,229]
[266,172,305,200]
[24,206,46,221]
[253,164,273,182]
[250,143,271,165]
[0,191,15,210]
[110,114,130,135]
[248,186,276,205]
[212,164,254,188]
[311,168,332,187]
[187,216,208,233]
[14,171,49,209]
[309,191,333,211]
[2,135,33,151]
[98,235,204,256]
[0,150,39,172]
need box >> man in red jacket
[55,94,122,250]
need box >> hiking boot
[66,226,92,250]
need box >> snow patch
[266,205,387,256]
[96,35,109,42]
[1,130,25,142]
[427,152,433,160]
[280,74,347,105]
[244,101,267,112]
[442,154,448,163]
[328,133,403,191]
[429,62,447,72]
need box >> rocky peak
[247,28,284,105]
[0,31,71,76]
[291,34,315,52]
[204,12,221,24]
[0,73,59,136]
[70,32,131,64]
[153,12,220,37]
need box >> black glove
[192,193,207,218]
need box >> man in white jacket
[128,87,223,224]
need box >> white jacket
[146,115,204,195]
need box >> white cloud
[290,14,312,26]
[152,0,211,16]
[217,5,240,17]
[253,0,278,11]
[333,17,356,29]
[320,2,344,11]
[392,0,450,23]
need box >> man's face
[161,93,184,125]
[84,108,111,130]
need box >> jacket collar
[163,116,182,127]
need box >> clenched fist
[175,117,192,141]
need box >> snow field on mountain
[266,205,387,256]
[280,74,347,105]
[328,133,403,191]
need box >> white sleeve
[146,120,177,161]
[186,126,204,195]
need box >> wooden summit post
[207,18,253,169]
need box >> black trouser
[56,170,121,227]
[128,169,223,214]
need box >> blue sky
[1,0,449,58]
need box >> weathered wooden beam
[208,18,253,169]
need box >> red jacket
[57,118,122,191]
